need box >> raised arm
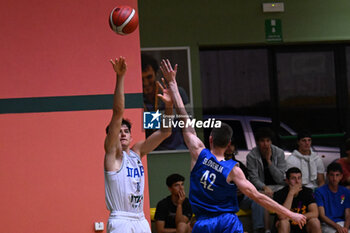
[229,166,307,229]
[278,184,302,216]
[104,56,127,171]
[132,79,172,156]
[160,59,205,169]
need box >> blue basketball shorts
[192,212,243,233]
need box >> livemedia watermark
[143,110,221,129]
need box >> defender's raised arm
[160,59,205,169]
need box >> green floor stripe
[0,93,143,114]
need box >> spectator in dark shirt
[274,167,321,233]
[155,174,192,233]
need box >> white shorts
[321,221,350,233]
[107,211,151,233]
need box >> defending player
[104,57,172,233]
[160,59,307,232]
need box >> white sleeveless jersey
[105,150,145,214]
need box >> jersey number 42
[200,170,216,191]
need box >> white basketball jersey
[105,150,145,213]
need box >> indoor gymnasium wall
[139,0,350,46]
[0,0,148,232]
[138,0,350,207]
[147,152,192,207]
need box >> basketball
[109,6,139,35]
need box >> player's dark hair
[121,119,132,131]
[105,118,132,134]
[141,53,159,73]
[255,127,275,142]
[166,174,185,187]
[286,167,302,179]
[210,122,233,148]
[327,162,343,174]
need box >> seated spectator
[247,127,287,233]
[315,162,350,233]
[286,130,325,190]
[337,138,350,189]
[224,137,248,177]
[274,167,321,233]
[155,174,192,233]
[224,138,266,233]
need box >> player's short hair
[141,53,159,73]
[166,174,185,187]
[327,162,343,174]
[255,127,275,142]
[105,118,132,134]
[210,122,233,148]
[286,167,302,179]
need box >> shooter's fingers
[110,59,116,65]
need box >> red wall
[0,0,149,232]
[0,0,141,98]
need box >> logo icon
[143,110,162,129]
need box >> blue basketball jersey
[190,148,239,218]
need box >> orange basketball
[109,6,139,35]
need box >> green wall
[139,0,350,207]
[139,0,350,46]
[148,152,191,207]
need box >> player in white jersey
[104,57,173,233]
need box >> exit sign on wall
[265,19,283,42]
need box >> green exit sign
[265,19,283,42]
